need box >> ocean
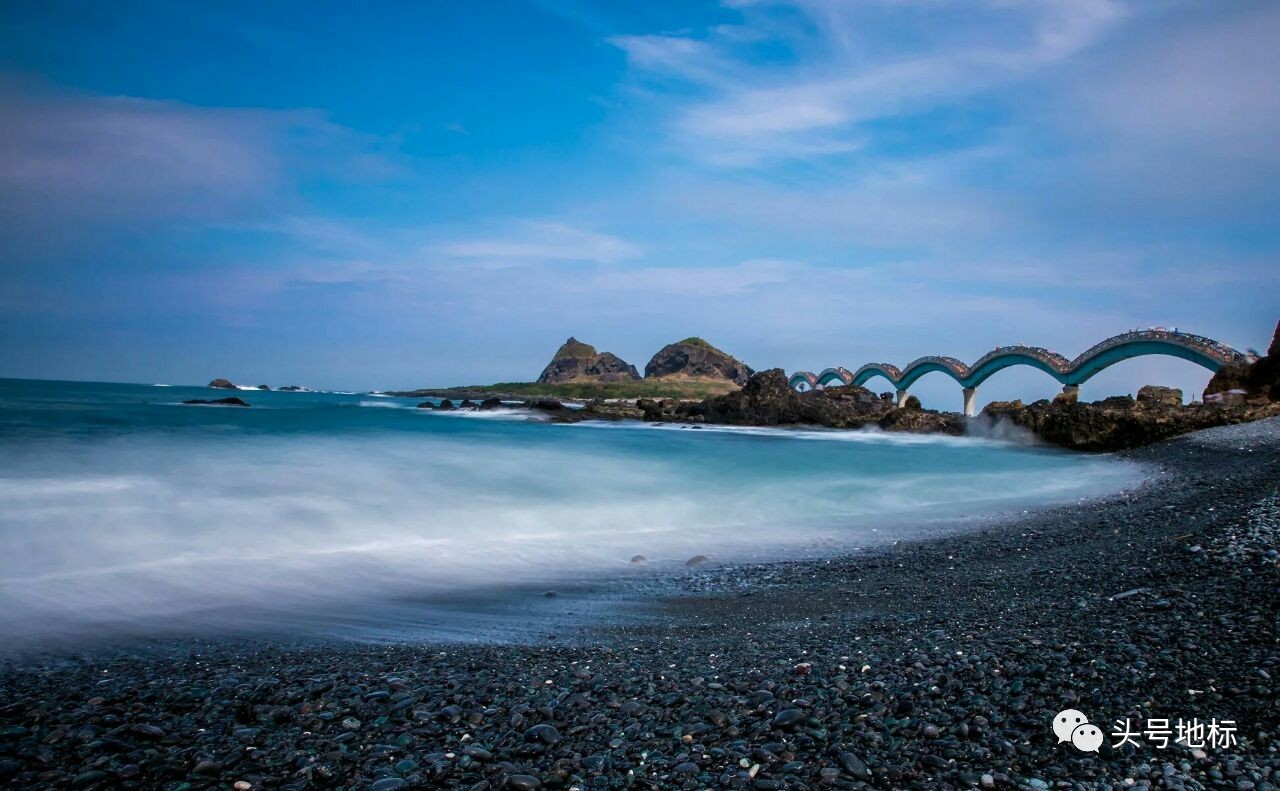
[0,378,1146,648]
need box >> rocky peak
[644,338,754,385]
[537,337,640,384]
[551,337,596,361]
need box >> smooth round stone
[371,779,406,791]
[393,759,418,774]
[524,723,561,744]
[341,717,361,730]
[771,708,805,728]
[73,770,110,788]
[507,775,541,790]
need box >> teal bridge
[787,329,1249,416]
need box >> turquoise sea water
[0,378,1146,645]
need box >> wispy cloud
[611,0,1124,166]
[0,76,403,229]
[1053,1,1280,202]
[434,221,642,265]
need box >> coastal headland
[371,324,1280,453]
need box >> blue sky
[1,0,1277,408]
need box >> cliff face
[536,337,640,384]
[644,338,754,386]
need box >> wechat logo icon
[1053,709,1102,752]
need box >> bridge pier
[962,387,977,417]
[895,389,909,408]
[1060,384,1080,403]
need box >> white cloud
[435,221,642,265]
[589,258,792,296]
[611,0,1125,166]
[0,77,402,228]
[1066,2,1280,164]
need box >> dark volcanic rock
[1205,319,1280,402]
[643,338,754,385]
[479,397,503,410]
[207,378,236,389]
[877,406,964,435]
[982,392,1280,451]
[1136,384,1181,406]
[530,398,567,412]
[183,397,249,407]
[643,369,959,433]
[537,337,640,384]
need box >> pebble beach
[2,418,1277,791]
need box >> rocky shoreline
[2,418,1277,790]
[399,323,1280,452]
[407,368,1280,453]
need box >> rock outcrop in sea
[982,391,1280,451]
[207,378,237,389]
[980,322,1280,450]
[183,397,250,407]
[536,338,640,384]
[637,369,962,433]
[621,367,1279,451]
[644,338,754,385]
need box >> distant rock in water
[184,397,249,407]
[530,398,568,412]
[1204,319,1280,403]
[537,337,640,384]
[278,385,307,392]
[644,338,753,385]
[256,384,271,391]
[207,378,237,390]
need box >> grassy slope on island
[550,337,598,360]
[390,378,740,400]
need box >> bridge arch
[964,347,1071,388]
[787,329,1248,414]
[896,356,970,389]
[815,367,854,387]
[849,363,902,388]
[788,371,818,390]
[1063,333,1241,385]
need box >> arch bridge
[788,329,1249,416]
